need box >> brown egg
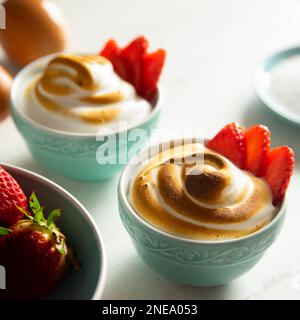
[0,65,12,121]
[0,0,67,67]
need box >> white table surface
[1,0,300,300]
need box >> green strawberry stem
[17,192,66,255]
[0,226,11,235]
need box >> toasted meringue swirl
[25,53,151,133]
[130,143,276,240]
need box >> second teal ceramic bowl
[118,139,287,286]
[10,54,163,181]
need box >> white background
[1,0,300,299]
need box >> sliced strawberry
[0,166,27,225]
[100,39,127,80]
[245,125,271,176]
[262,146,294,205]
[142,48,166,101]
[100,36,166,102]
[207,123,246,168]
[120,36,149,95]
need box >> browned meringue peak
[130,144,275,240]
[38,54,123,103]
[183,152,231,204]
[184,168,230,203]
[31,53,125,124]
[40,54,108,93]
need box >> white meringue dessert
[21,53,152,134]
[130,141,277,240]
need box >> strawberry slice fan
[100,36,166,104]
[207,123,294,205]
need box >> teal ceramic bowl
[1,164,106,299]
[118,139,287,286]
[10,54,163,181]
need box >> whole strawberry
[0,192,79,300]
[0,166,27,225]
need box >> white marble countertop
[1,0,300,300]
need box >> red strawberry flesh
[120,36,148,95]
[206,123,246,168]
[100,36,165,103]
[142,49,166,101]
[262,146,294,205]
[245,125,271,176]
[100,39,127,80]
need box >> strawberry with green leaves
[0,192,79,300]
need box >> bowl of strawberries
[0,164,106,300]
